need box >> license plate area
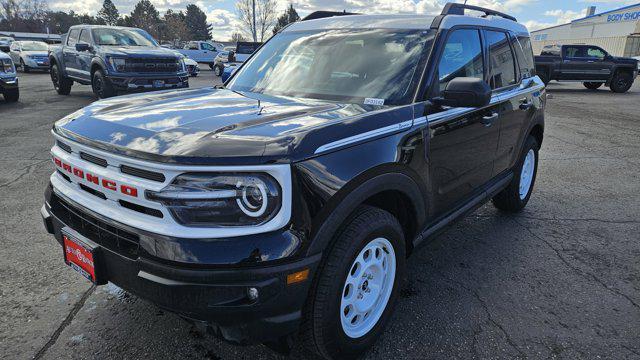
[62,228,105,284]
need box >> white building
[531,3,640,57]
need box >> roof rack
[302,11,359,21]
[440,2,517,22]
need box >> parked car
[49,25,189,98]
[42,4,544,359]
[0,51,19,102]
[220,62,238,82]
[9,41,50,72]
[171,50,199,77]
[235,41,261,62]
[177,41,223,66]
[212,50,237,76]
[534,44,639,92]
[0,36,14,52]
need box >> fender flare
[49,53,67,76]
[304,169,427,257]
[90,57,108,76]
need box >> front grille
[80,152,108,167]
[121,165,165,182]
[50,192,140,259]
[57,140,72,153]
[124,58,179,73]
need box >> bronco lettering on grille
[53,156,139,198]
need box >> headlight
[0,58,15,73]
[146,173,282,227]
[107,57,126,72]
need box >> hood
[100,45,180,59]
[612,56,639,65]
[54,87,380,165]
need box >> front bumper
[42,184,320,344]
[23,57,49,69]
[0,76,18,92]
[106,74,189,92]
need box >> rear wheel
[91,69,116,98]
[610,71,633,93]
[20,59,30,73]
[583,82,602,90]
[3,88,19,102]
[51,63,72,95]
[492,136,539,212]
[301,206,406,359]
[538,71,549,85]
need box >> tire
[538,71,549,85]
[609,71,633,93]
[208,63,215,70]
[492,136,539,212]
[214,65,222,76]
[301,206,406,360]
[583,82,602,90]
[51,63,72,95]
[91,69,116,98]
[20,59,30,73]
[3,88,19,102]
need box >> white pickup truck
[177,41,224,67]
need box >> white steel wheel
[519,149,535,200]
[340,237,396,339]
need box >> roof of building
[0,31,61,39]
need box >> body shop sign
[607,11,640,22]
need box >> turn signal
[286,269,309,285]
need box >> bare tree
[230,31,245,42]
[236,0,277,42]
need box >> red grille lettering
[102,179,116,191]
[120,185,138,197]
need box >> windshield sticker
[364,98,385,106]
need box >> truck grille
[50,192,140,259]
[124,58,179,73]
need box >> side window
[586,47,606,59]
[514,35,535,78]
[564,46,584,58]
[79,29,92,44]
[201,43,214,51]
[486,30,517,89]
[187,42,198,50]
[67,29,80,47]
[437,29,484,92]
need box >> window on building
[437,29,484,92]
[486,30,517,89]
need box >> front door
[63,28,80,77]
[76,29,94,81]
[560,45,612,81]
[426,28,501,216]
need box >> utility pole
[252,0,257,42]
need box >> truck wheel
[301,206,406,360]
[209,63,215,70]
[92,69,116,99]
[51,64,72,95]
[538,71,549,85]
[492,136,539,212]
[214,65,223,76]
[583,82,602,90]
[610,71,633,93]
[20,59,30,73]
[3,88,19,102]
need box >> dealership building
[530,3,640,57]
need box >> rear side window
[486,30,517,89]
[514,35,535,78]
[437,29,484,92]
[67,29,80,47]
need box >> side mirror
[75,43,90,52]
[438,77,491,108]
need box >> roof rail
[302,11,359,21]
[440,2,517,22]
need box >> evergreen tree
[127,0,161,38]
[185,4,211,40]
[97,0,119,26]
[272,4,299,35]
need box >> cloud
[206,8,242,41]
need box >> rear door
[426,28,502,215]
[63,28,80,77]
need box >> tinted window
[514,36,535,78]
[67,29,80,47]
[201,43,215,51]
[564,46,585,58]
[438,29,484,92]
[79,29,92,44]
[486,30,517,89]
[587,47,605,59]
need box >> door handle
[481,112,498,126]
[519,97,532,110]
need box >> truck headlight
[146,173,282,227]
[107,57,126,72]
[0,58,15,73]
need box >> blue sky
[48,0,640,40]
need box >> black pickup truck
[49,25,189,98]
[535,44,639,92]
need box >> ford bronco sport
[42,4,545,359]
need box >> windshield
[21,41,48,51]
[92,28,156,46]
[227,29,434,105]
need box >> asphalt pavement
[0,71,638,359]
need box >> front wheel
[214,65,223,76]
[538,71,549,85]
[20,59,30,73]
[3,88,19,102]
[92,69,116,99]
[492,136,539,212]
[610,72,633,93]
[583,82,602,90]
[301,206,406,359]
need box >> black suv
[49,25,189,98]
[42,4,545,359]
